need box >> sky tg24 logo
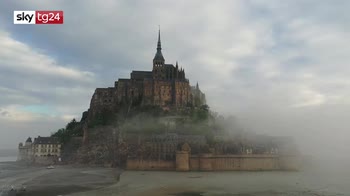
[14,11,64,24]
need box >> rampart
[126,159,175,170]
[126,152,300,171]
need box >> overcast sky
[0,0,349,157]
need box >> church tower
[153,29,166,79]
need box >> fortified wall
[127,154,300,171]
[126,143,300,171]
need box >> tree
[66,118,78,130]
[51,118,83,144]
[190,104,210,122]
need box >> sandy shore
[0,162,120,196]
[70,169,349,196]
[1,161,349,196]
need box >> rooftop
[33,136,60,144]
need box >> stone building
[18,136,62,164]
[17,137,33,161]
[88,30,206,117]
[192,82,206,107]
[32,136,61,157]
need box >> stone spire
[153,27,165,63]
[157,27,161,50]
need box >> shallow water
[71,159,350,196]
[1,159,349,196]
[0,156,16,163]
[0,163,118,196]
[110,169,349,196]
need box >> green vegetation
[51,118,83,144]
[190,104,210,122]
[51,103,228,145]
[120,120,168,134]
[88,109,117,128]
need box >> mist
[220,104,350,165]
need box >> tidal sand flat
[0,162,120,196]
[70,162,350,196]
[1,161,349,196]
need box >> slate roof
[131,71,153,80]
[154,50,165,61]
[153,30,165,62]
[33,136,60,144]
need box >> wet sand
[1,161,349,196]
[0,162,120,196]
[70,163,350,196]
[70,171,349,196]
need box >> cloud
[0,105,45,121]
[0,109,10,117]
[0,29,96,123]
[290,87,326,108]
[0,30,94,82]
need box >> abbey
[89,30,206,114]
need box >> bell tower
[153,28,165,79]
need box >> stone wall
[175,151,189,171]
[126,159,175,170]
[189,156,199,170]
[193,154,298,171]
[210,155,280,171]
[279,155,301,171]
[127,153,299,171]
[33,156,59,165]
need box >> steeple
[153,27,165,64]
[157,28,161,50]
